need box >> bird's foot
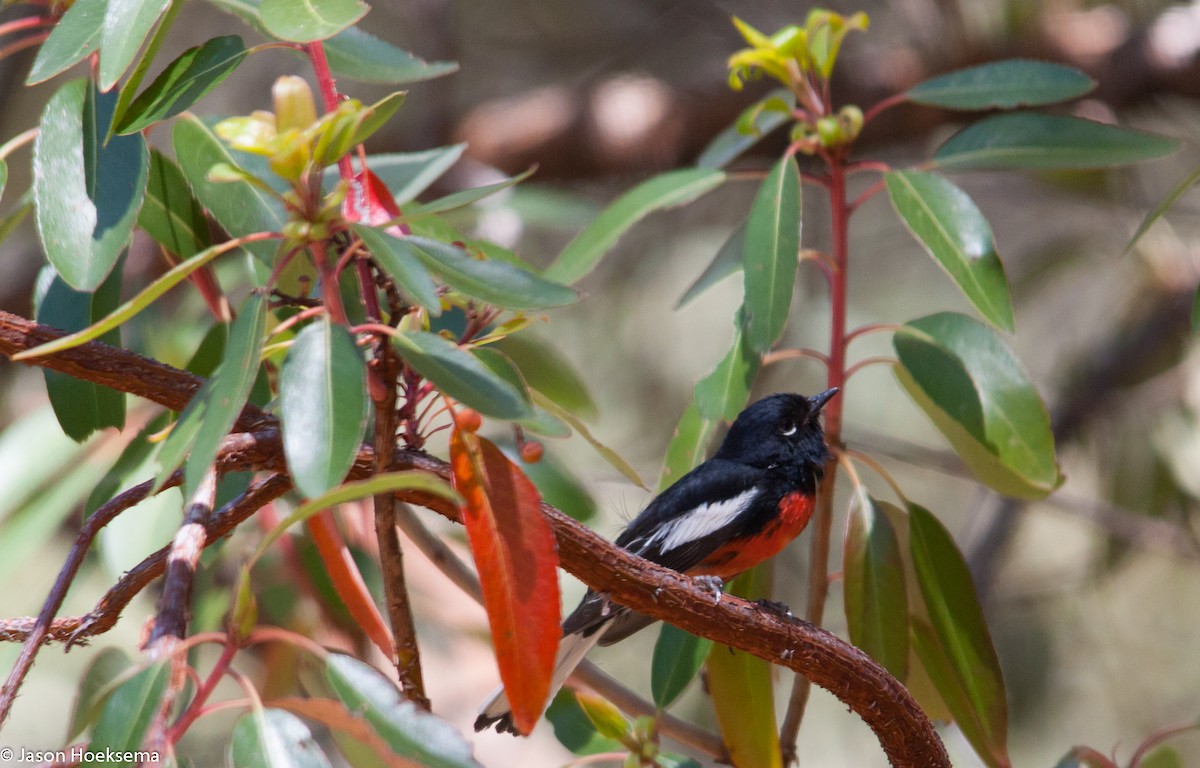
[693,575,725,604]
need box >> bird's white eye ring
[781,423,797,436]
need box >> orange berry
[455,408,482,433]
[520,441,544,463]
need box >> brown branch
[0,316,948,766]
[372,343,429,707]
[147,470,218,654]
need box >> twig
[148,470,218,654]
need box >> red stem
[862,92,908,125]
[167,639,237,743]
[0,16,52,38]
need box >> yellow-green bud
[272,75,318,133]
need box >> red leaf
[450,429,560,734]
[343,167,407,236]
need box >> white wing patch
[647,489,759,553]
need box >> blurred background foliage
[1,0,1200,765]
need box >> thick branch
[148,470,218,654]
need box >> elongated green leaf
[405,235,578,310]
[324,26,458,84]
[27,0,105,85]
[909,503,1009,768]
[651,624,712,708]
[107,0,182,138]
[894,312,1061,498]
[34,81,149,291]
[706,566,780,768]
[1193,284,1200,334]
[230,709,333,768]
[35,263,126,441]
[473,347,569,437]
[676,219,745,309]
[492,334,597,419]
[843,492,908,679]
[85,662,169,762]
[99,0,171,90]
[391,330,531,420]
[410,167,535,215]
[353,146,465,205]
[545,168,726,284]
[694,325,760,420]
[14,237,253,360]
[114,36,247,134]
[325,654,483,768]
[885,170,1014,331]
[743,155,800,353]
[533,392,646,489]
[260,0,366,42]
[281,317,368,498]
[907,60,1094,110]
[69,648,134,742]
[351,224,439,313]
[934,113,1178,170]
[155,293,267,497]
[139,149,211,258]
[657,400,717,491]
[254,472,460,561]
[1125,165,1200,256]
[697,89,795,169]
[173,114,284,263]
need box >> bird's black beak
[809,388,839,413]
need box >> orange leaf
[450,429,560,735]
[306,511,394,661]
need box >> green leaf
[155,293,267,498]
[743,154,800,353]
[325,654,483,768]
[675,219,745,309]
[27,0,105,85]
[1125,165,1200,256]
[410,167,536,216]
[894,312,1061,498]
[472,347,569,437]
[545,689,622,756]
[68,648,135,741]
[139,149,212,258]
[1142,747,1186,768]
[404,235,579,310]
[14,237,253,360]
[35,263,126,441]
[706,566,780,768]
[657,400,717,492]
[651,624,712,708]
[114,35,248,134]
[391,330,532,420]
[281,317,368,498]
[173,114,285,263]
[907,60,1095,110]
[34,80,149,291]
[885,170,1014,331]
[253,472,461,560]
[492,334,597,420]
[99,0,172,90]
[843,492,908,679]
[1193,284,1200,334]
[85,662,169,763]
[545,167,726,284]
[697,89,795,169]
[324,26,458,84]
[934,113,1179,170]
[0,160,7,204]
[260,0,366,42]
[909,502,1009,768]
[230,709,333,768]
[354,146,466,205]
[499,442,597,522]
[533,392,646,490]
[85,413,169,516]
[351,224,439,314]
[694,325,760,421]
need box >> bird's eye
[780,421,797,437]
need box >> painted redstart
[475,389,838,734]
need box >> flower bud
[272,75,318,133]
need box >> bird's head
[713,389,837,471]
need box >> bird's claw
[754,598,793,618]
[693,575,725,604]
